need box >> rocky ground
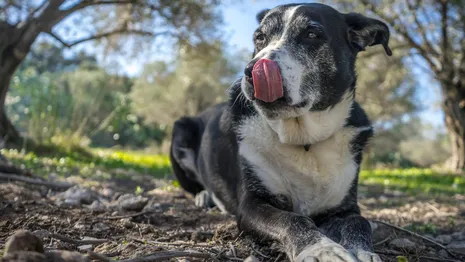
[1,174,465,262]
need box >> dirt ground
[1,174,465,262]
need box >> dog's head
[241,3,391,119]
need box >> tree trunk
[0,66,21,144]
[0,23,40,146]
[443,91,465,172]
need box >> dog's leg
[319,214,381,262]
[238,195,358,262]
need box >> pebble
[77,244,93,252]
[446,241,465,255]
[54,186,98,206]
[118,194,148,211]
[438,249,451,258]
[120,218,134,228]
[73,222,86,230]
[435,234,453,245]
[92,222,110,232]
[4,230,44,255]
[143,202,172,212]
[452,231,465,241]
[389,238,417,251]
[86,200,106,211]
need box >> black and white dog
[170,3,392,262]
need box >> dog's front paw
[295,238,357,262]
[349,249,382,262]
[194,190,214,208]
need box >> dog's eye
[255,33,266,42]
[307,32,318,39]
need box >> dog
[170,3,392,262]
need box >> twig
[251,245,271,259]
[374,236,391,246]
[34,230,108,245]
[419,256,462,262]
[0,172,73,190]
[128,236,213,248]
[102,211,149,220]
[87,251,114,262]
[274,253,284,262]
[0,163,25,175]
[374,249,403,256]
[373,220,457,258]
[119,250,211,262]
[230,243,237,257]
[226,257,243,261]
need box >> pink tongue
[252,58,283,103]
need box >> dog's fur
[170,3,392,262]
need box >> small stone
[446,241,465,255]
[378,195,389,203]
[5,230,44,255]
[46,250,90,262]
[54,186,98,206]
[101,188,115,198]
[74,222,86,230]
[438,249,451,258]
[244,255,260,262]
[118,194,148,211]
[82,236,99,241]
[92,222,110,232]
[452,231,465,241]
[143,201,172,212]
[436,234,453,245]
[86,200,106,211]
[77,244,93,252]
[120,218,134,228]
[389,238,417,251]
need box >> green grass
[360,168,465,195]
[1,148,172,180]
[3,146,464,196]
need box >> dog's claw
[349,249,382,262]
[295,238,358,262]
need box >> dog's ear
[344,12,392,56]
[256,9,270,23]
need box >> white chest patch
[238,110,369,216]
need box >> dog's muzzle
[244,59,284,103]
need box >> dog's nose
[244,58,260,78]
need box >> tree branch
[440,0,449,66]
[0,172,73,190]
[47,29,168,48]
[405,0,440,57]
[47,31,71,47]
[59,0,160,19]
[27,0,49,19]
[359,0,440,72]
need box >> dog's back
[169,102,228,195]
